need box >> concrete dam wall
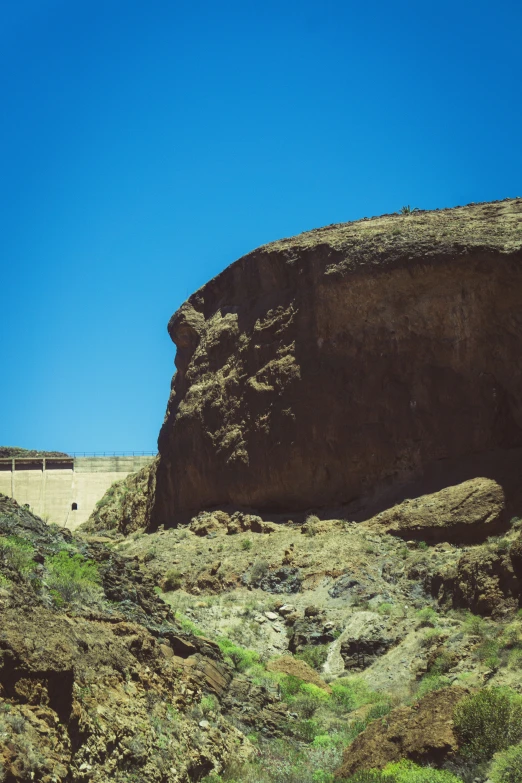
[0,455,155,531]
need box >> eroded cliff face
[152,199,522,527]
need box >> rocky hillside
[83,459,157,536]
[12,199,522,783]
[103,476,522,782]
[0,494,297,782]
[151,198,522,527]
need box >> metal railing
[67,451,158,457]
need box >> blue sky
[2,0,521,453]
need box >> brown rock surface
[266,655,332,693]
[83,459,157,535]
[366,477,506,543]
[431,540,521,616]
[151,199,522,527]
[335,686,467,778]
[0,495,261,781]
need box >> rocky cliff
[151,199,522,527]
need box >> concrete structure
[0,455,155,531]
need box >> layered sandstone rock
[152,199,522,527]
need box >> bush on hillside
[163,569,183,591]
[295,644,329,671]
[216,638,260,672]
[453,687,522,762]
[250,559,269,584]
[382,759,463,783]
[490,743,522,783]
[330,678,381,713]
[46,550,101,605]
[343,760,464,783]
[0,536,35,575]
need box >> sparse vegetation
[216,638,260,672]
[0,535,35,575]
[163,568,183,591]
[415,606,439,628]
[250,559,269,584]
[303,515,320,536]
[46,550,101,605]
[295,644,329,671]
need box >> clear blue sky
[2,0,521,453]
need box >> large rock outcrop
[152,199,522,527]
[334,686,467,777]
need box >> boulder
[367,478,506,543]
[335,686,467,778]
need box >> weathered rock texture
[83,459,157,535]
[335,686,467,777]
[366,477,506,543]
[152,199,522,527]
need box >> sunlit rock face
[151,199,522,528]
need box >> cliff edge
[152,198,522,527]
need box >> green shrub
[463,612,488,638]
[216,638,260,672]
[377,602,394,616]
[343,771,390,783]
[241,539,253,551]
[293,717,320,742]
[296,644,329,671]
[331,678,381,713]
[344,760,463,783]
[200,694,218,715]
[250,559,269,584]
[429,652,454,675]
[177,614,204,636]
[46,550,100,605]
[0,536,35,575]
[366,702,391,721]
[476,638,501,668]
[508,648,522,669]
[490,743,522,783]
[415,607,439,628]
[415,675,451,700]
[304,515,320,536]
[292,683,331,718]
[163,569,183,591]
[279,674,303,700]
[500,622,522,648]
[421,627,444,647]
[453,687,522,762]
[381,759,463,782]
